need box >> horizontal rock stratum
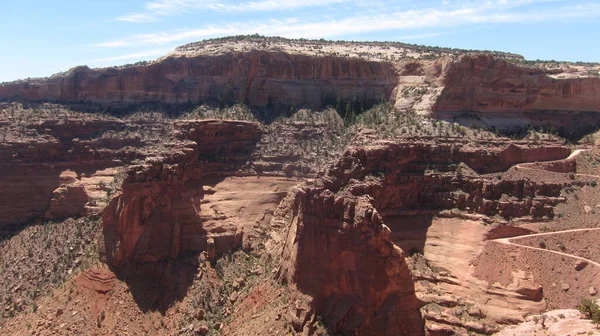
[0,52,397,109]
[2,37,600,134]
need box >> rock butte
[2,36,600,336]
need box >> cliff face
[434,55,600,133]
[101,120,264,265]
[0,100,346,233]
[269,139,572,335]
[0,52,397,108]
[0,115,140,230]
[276,187,424,335]
[3,49,600,135]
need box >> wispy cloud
[208,0,349,12]
[118,0,352,22]
[95,1,600,49]
[89,41,129,48]
[85,49,171,64]
[117,13,158,23]
[396,32,447,40]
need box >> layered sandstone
[275,187,424,335]
[434,54,600,133]
[0,108,172,230]
[268,138,573,334]
[101,120,261,265]
[3,42,600,135]
[0,100,337,232]
[0,52,396,109]
[100,120,302,266]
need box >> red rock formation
[0,116,151,229]
[3,50,600,136]
[276,187,424,335]
[0,52,397,108]
[270,139,572,335]
[434,54,600,133]
[101,120,263,266]
[44,170,89,219]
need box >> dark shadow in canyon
[109,254,201,314]
[1,96,381,126]
[0,167,62,238]
[383,213,435,256]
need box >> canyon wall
[0,104,341,233]
[0,52,397,108]
[3,49,600,135]
[101,120,264,265]
[276,187,425,335]
[100,120,308,265]
[269,139,572,335]
[0,116,143,230]
[434,54,600,134]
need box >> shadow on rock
[110,254,200,314]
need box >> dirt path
[493,228,600,268]
[515,148,599,178]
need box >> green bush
[578,298,600,325]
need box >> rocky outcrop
[326,142,569,220]
[434,54,600,134]
[3,47,600,136]
[0,113,164,230]
[0,52,397,109]
[101,120,263,266]
[275,187,424,335]
[269,138,573,335]
[0,98,346,232]
[44,170,89,219]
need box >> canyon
[1,36,600,336]
[2,38,600,135]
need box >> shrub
[578,298,600,325]
[538,240,547,249]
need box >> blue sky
[1,0,599,82]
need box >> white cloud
[86,49,171,64]
[208,0,349,12]
[145,0,208,15]
[118,0,353,22]
[93,0,600,48]
[89,41,129,48]
[395,32,447,40]
[117,13,158,23]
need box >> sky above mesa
[1,0,599,82]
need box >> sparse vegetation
[0,218,101,319]
[578,298,600,325]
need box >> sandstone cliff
[267,138,573,334]
[0,101,344,232]
[275,187,424,335]
[101,120,264,265]
[3,46,600,137]
[0,52,396,109]
[434,54,600,134]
